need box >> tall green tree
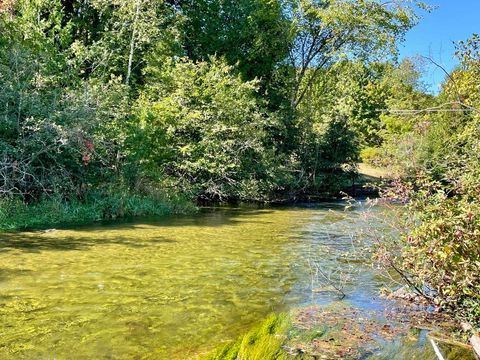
[286,0,425,109]
[180,0,291,83]
[0,3,129,200]
[132,57,281,201]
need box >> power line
[378,101,478,115]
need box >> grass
[0,190,196,231]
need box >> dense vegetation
[0,0,422,222]
[204,314,290,360]
[369,34,480,328]
[1,0,479,332]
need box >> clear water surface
[0,204,474,359]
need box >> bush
[403,179,480,325]
[133,56,282,201]
[360,147,382,166]
[379,118,480,327]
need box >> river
[0,203,474,359]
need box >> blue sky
[398,0,480,93]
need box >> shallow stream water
[0,204,475,359]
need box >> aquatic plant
[203,314,292,360]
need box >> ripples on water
[0,203,473,359]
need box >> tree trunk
[126,0,141,85]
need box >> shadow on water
[0,233,178,253]
[0,207,274,253]
[8,206,275,232]
[0,203,349,253]
[0,268,33,281]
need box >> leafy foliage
[181,0,291,83]
[375,35,480,327]
[0,15,129,200]
[133,57,281,201]
[0,0,423,220]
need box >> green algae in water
[203,301,478,360]
[0,206,357,359]
[203,314,293,360]
[2,205,471,359]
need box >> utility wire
[378,101,478,115]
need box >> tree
[71,0,180,86]
[132,57,279,201]
[0,11,128,200]
[286,0,424,109]
[180,0,291,83]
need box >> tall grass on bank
[0,190,195,231]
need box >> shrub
[133,56,282,201]
[360,147,382,166]
[403,179,480,325]
[379,118,480,327]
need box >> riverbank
[0,164,389,232]
[0,191,195,232]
